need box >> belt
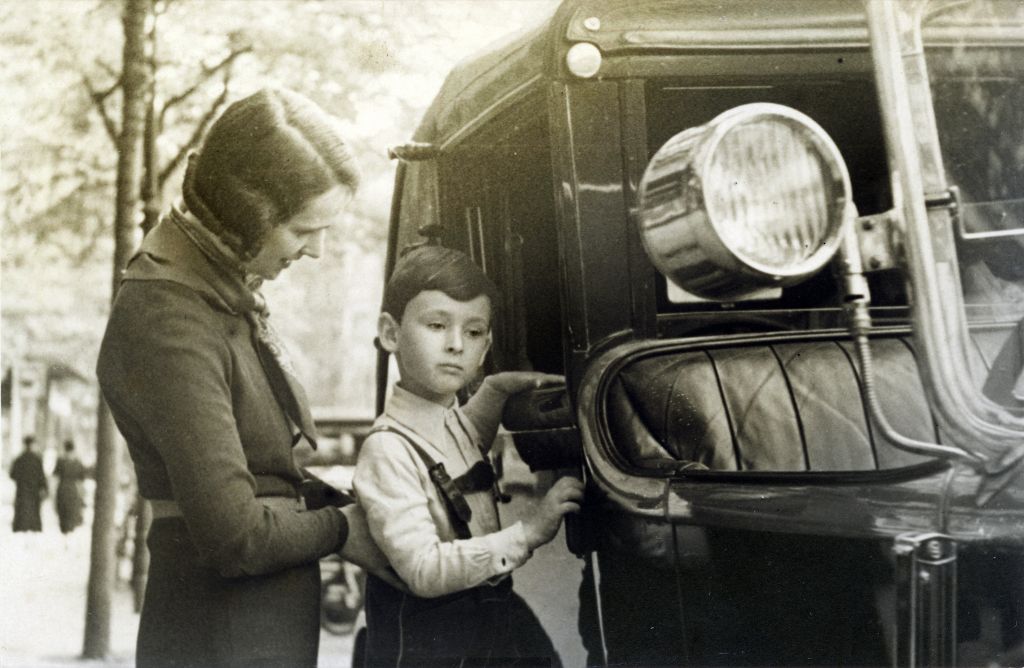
[149,496,305,520]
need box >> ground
[0,493,355,667]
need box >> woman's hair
[182,88,359,261]
[382,245,499,322]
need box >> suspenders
[369,423,500,541]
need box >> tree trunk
[140,8,160,235]
[82,402,119,660]
[82,0,151,659]
[130,6,158,610]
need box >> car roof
[411,0,1022,147]
[411,0,869,145]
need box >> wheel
[319,559,363,635]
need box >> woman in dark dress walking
[10,435,47,532]
[53,439,86,534]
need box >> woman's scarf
[167,204,317,445]
[168,204,252,288]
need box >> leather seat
[606,336,964,473]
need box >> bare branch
[74,217,111,266]
[25,188,84,228]
[88,59,122,102]
[158,72,231,186]
[96,58,121,82]
[82,73,119,144]
[158,45,252,128]
[23,172,113,228]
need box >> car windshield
[922,0,1024,403]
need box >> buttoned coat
[97,214,345,667]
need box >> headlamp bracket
[855,208,903,272]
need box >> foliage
[1,0,558,413]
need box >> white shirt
[354,383,531,599]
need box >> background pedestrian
[9,435,48,533]
[53,439,86,534]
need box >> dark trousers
[363,573,560,668]
[137,518,321,668]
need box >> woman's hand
[485,372,564,396]
[337,504,408,592]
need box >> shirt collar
[384,384,460,451]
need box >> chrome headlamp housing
[637,103,853,301]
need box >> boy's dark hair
[382,246,499,322]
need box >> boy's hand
[486,372,564,396]
[522,476,584,550]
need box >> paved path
[0,498,355,667]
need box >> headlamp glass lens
[707,119,840,271]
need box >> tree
[3,0,557,418]
[82,0,151,658]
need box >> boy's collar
[384,384,462,451]
[395,381,457,409]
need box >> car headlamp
[637,103,853,300]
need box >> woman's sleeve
[99,285,346,577]
[353,432,530,598]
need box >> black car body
[379,1,1024,665]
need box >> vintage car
[378,1,1023,665]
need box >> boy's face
[379,290,492,405]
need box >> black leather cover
[608,338,942,472]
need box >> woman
[53,439,86,534]
[97,88,389,667]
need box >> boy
[354,245,584,667]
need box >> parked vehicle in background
[319,553,364,635]
[382,1,1023,666]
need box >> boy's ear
[377,312,400,353]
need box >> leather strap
[248,309,319,449]
[370,424,474,540]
